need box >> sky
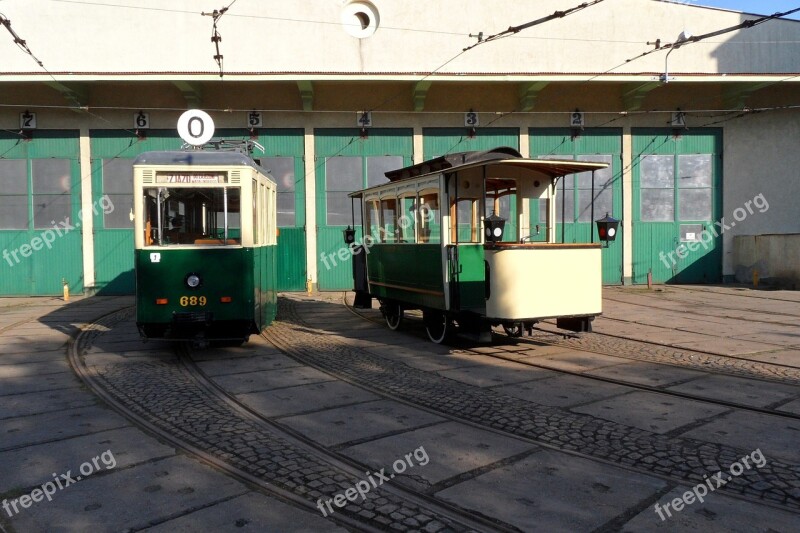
[682,1,800,19]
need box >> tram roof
[132,150,269,173]
[349,147,608,198]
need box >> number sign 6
[178,110,215,146]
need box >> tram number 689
[180,296,207,307]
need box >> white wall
[722,110,800,276]
[2,0,800,76]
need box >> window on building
[262,157,296,227]
[326,156,362,226]
[640,155,675,222]
[101,158,134,229]
[678,154,712,221]
[32,159,71,229]
[0,159,28,230]
[577,155,613,222]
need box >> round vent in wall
[341,1,380,38]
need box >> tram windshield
[142,187,241,246]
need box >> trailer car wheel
[503,322,523,337]
[383,301,403,330]
[424,311,451,344]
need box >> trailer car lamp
[595,213,620,244]
[343,225,356,244]
[484,213,506,243]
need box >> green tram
[133,142,277,343]
[347,147,609,343]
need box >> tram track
[264,296,800,512]
[345,298,800,421]
[67,306,520,533]
[61,296,800,525]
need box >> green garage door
[422,127,519,160]
[90,130,183,294]
[530,129,624,285]
[91,128,306,294]
[0,130,83,295]
[632,129,722,284]
[315,129,412,291]
[253,130,306,291]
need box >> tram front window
[143,187,241,245]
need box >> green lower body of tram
[135,246,276,342]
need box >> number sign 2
[20,111,37,129]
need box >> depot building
[1,0,799,295]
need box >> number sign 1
[177,110,215,146]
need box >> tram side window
[380,198,397,243]
[417,191,440,244]
[252,179,259,245]
[143,187,241,246]
[365,200,380,242]
[453,198,480,243]
[398,196,416,243]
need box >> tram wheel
[503,322,524,338]
[383,301,404,331]
[424,311,451,344]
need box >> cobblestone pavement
[75,308,494,533]
[266,295,800,510]
[3,288,800,532]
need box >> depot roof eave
[2,72,800,83]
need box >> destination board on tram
[155,172,226,184]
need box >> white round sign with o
[177,110,215,146]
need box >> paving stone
[621,485,800,532]
[7,455,249,532]
[666,374,799,408]
[494,373,628,407]
[237,381,380,418]
[572,391,730,434]
[278,400,445,447]
[681,410,800,464]
[142,491,347,532]
[436,449,667,532]
[342,421,537,487]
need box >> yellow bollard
[753,269,759,289]
[62,278,69,302]
[306,278,313,296]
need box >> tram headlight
[185,273,202,289]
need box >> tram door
[445,170,486,313]
[632,129,722,284]
[530,129,624,285]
